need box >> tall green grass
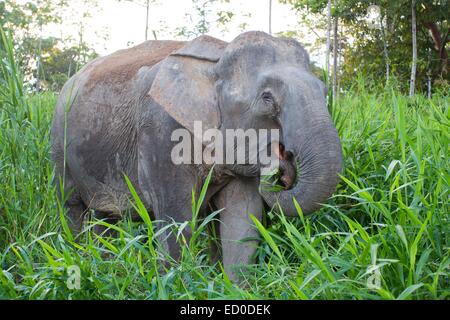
[0,30,448,299]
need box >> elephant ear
[148,36,227,136]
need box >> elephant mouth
[268,142,296,190]
[277,143,296,190]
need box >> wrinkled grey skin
[51,31,342,281]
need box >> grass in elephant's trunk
[260,142,298,193]
[259,159,300,193]
[260,167,285,193]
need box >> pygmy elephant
[51,31,343,281]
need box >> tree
[332,0,338,98]
[176,0,242,40]
[117,0,156,40]
[325,0,331,79]
[176,0,218,38]
[379,7,390,84]
[1,0,67,86]
[425,22,448,77]
[283,0,449,94]
[40,40,97,91]
[269,0,273,35]
[1,0,101,91]
[145,0,150,40]
[409,0,417,96]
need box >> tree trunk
[325,0,331,81]
[337,23,343,93]
[426,21,449,76]
[427,48,432,98]
[36,30,42,93]
[67,60,72,79]
[145,0,150,40]
[332,0,338,100]
[380,10,390,84]
[78,25,84,68]
[269,0,272,35]
[409,0,417,97]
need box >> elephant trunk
[261,94,343,216]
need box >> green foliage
[0,30,448,299]
[175,0,248,39]
[1,0,98,91]
[0,0,65,31]
[176,0,221,38]
[339,0,449,92]
[39,40,98,91]
[284,0,449,93]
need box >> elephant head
[149,31,343,216]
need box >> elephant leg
[65,196,86,237]
[153,186,225,264]
[92,211,121,237]
[155,189,202,263]
[213,177,263,282]
[154,217,192,263]
[207,214,221,264]
[55,169,87,237]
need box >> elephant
[51,31,343,281]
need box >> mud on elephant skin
[51,31,343,282]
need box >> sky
[38,0,326,64]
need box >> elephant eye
[261,91,274,104]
